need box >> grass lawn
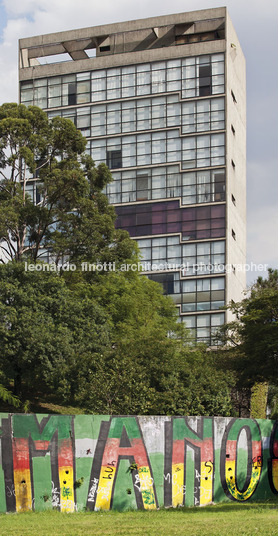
[0,502,277,536]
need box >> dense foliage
[218,268,278,418]
[0,263,233,416]
[221,269,278,386]
[0,103,234,415]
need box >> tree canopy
[0,262,233,416]
[0,103,135,265]
[221,269,278,387]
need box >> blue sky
[0,0,277,287]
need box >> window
[136,175,149,201]
[182,97,225,134]
[76,78,90,104]
[182,133,225,169]
[232,229,236,240]
[182,240,225,276]
[181,277,225,313]
[116,200,225,240]
[36,185,42,205]
[214,172,225,202]
[182,312,225,344]
[199,63,212,96]
[107,150,122,169]
[148,273,174,294]
[231,124,235,135]
[182,54,224,99]
[68,83,76,105]
[231,194,236,206]
[231,159,235,169]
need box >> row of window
[115,201,225,240]
[91,131,225,169]
[47,95,224,137]
[106,167,225,205]
[148,272,225,311]
[148,270,225,343]
[181,312,225,343]
[20,54,225,108]
[137,237,225,275]
[180,276,225,312]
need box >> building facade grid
[19,8,246,343]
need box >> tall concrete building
[19,7,246,343]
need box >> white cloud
[3,0,278,24]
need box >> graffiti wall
[0,414,277,512]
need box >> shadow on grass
[85,499,278,516]
[159,500,278,515]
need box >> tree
[0,384,20,408]
[73,270,182,414]
[218,268,278,417]
[0,262,110,398]
[221,269,278,385]
[72,270,233,416]
[0,103,136,265]
[0,263,233,416]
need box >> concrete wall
[225,12,247,315]
[0,414,277,513]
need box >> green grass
[1,502,278,536]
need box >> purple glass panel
[167,200,179,210]
[211,218,224,229]
[167,210,180,222]
[115,201,226,239]
[182,221,195,231]
[196,220,209,230]
[168,222,180,233]
[182,208,195,221]
[121,215,135,226]
[126,226,137,236]
[136,225,152,236]
[197,230,211,239]
[153,212,165,224]
[211,204,225,218]
[152,224,167,234]
[120,205,134,215]
[152,202,167,211]
[137,204,150,213]
[211,228,225,238]
[136,213,152,224]
[198,206,210,220]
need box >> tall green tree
[221,268,278,386]
[0,103,135,265]
[218,268,278,417]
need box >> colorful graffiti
[0,414,277,512]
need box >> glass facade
[20,51,227,344]
[20,55,224,107]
